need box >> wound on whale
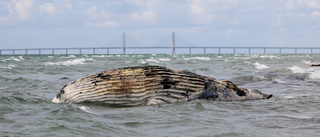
[52,66,272,106]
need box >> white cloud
[129,1,157,24]
[86,21,119,28]
[85,5,112,19]
[130,10,157,24]
[285,0,319,10]
[85,5,98,15]
[40,3,58,15]
[63,2,72,10]
[1,0,320,48]
[190,2,215,25]
[14,0,33,20]
[285,0,297,10]
[307,0,318,8]
[126,0,148,6]
[311,11,320,19]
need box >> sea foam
[289,66,306,74]
[183,57,211,61]
[158,58,171,61]
[1,64,16,69]
[288,65,320,79]
[45,58,87,66]
[1,56,24,62]
[254,62,270,69]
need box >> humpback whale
[52,66,272,106]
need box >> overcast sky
[0,0,320,49]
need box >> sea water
[1,54,320,136]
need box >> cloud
[285,0,319,10]
[63,2,72,10]
[14,0,33,20]
[308,0,318,8]
[39,3,58,15]
[0,0,319,29]
[86,21,120,28]
[190,2,215,25]
[0,0,34,26]
[130,10,157,24]
[85,5,112,19]
[311,11,320,19]
[1,0,320,48]
[126,0,148,6]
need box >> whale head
[52,80,85,104]
[52,85,67,103]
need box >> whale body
[52,66,272,106]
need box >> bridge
[1,32,320,55]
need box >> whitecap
[259,55,279,59]
[288,66,306,73]
[78,106,98,115]
[1,64,16,69]
[183,57,210,61]
[281,95,296,99]
[138,57,162,64]
[254,62,270,69]
[302,60,313,65]
[288,65,320,79]
[139,60,147,64]
[244,61,251,65]
[18,56,24,61]
[158,58,171,61]
[61,55,76,58]
[92,55,106,58]
[2,56,24,62]
[45,58,86,66]
[308,70,320,79]
[271,78,286,84]
[145,58,160,63]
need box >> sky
[0,0,320,49]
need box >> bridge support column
[172,32,175,55]
[123,32,126,55]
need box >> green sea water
[1,54,320,136]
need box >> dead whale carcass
[52,66,272,106]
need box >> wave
[309,70,320,79]
[158,58,171,61]
[1,64,16,69]
[183,57,211,61]
[253,62,270,69]
[60,55,76,59]
[302,60,313,65]
[78,106,97,114]
[45,58,87,66]
[138,57,171,65]
[231,75,286,86]
[289,66,306,74]
[1,56,24,62]
[138,58,159,64]
[288,65,320,79]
